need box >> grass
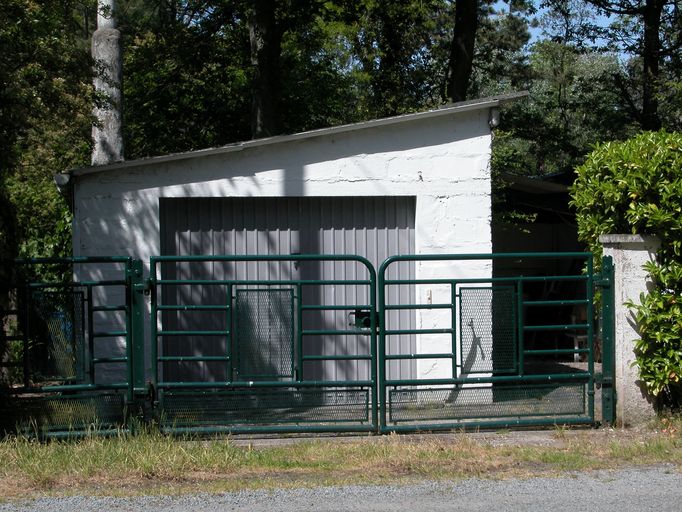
[0,419,681,500]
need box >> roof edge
[500,172,569,194]
[69,92,528,177]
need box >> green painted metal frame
[2,257,136,438]
[3,251,617,437]
[378,252,598,433]
[598,256,616,425]
[149,254,378,435]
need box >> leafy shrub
[570,131,682,405]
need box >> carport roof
[69,92,527,177]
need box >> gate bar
[384,373,591,386]
[599,256,616,425]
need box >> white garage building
[67,95,520,385]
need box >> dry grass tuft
[0,425,680,500]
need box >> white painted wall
[73,108,494,382]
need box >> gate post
[598,256,616,425]
[600,235,660,425]
[127,259,147,409]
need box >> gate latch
[594,372,614,390]
[349,309,377,330]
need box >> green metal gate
[0,257,140,438]
[378,252,615,432]
[149,254,378,435]
[2,252,615,437]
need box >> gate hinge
[594,274,612,288]
[594,372,614,389]
[595,257,614,288]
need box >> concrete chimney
[92,0,123,165]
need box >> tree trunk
[586,0,665,130]
[249,0,282,139]
[641,0,663,131]
[446,0,479,103]
[373,3,408,116]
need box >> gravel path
[2,465,680,512]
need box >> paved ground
[1,465,680,512]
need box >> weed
[552,424,569,440]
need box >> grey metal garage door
[158,196,415,384]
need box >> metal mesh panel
[460,286,516,374]
[235,289,294,380]
[159,387,370,428]
[0,308,23,386]
[31,291,86,382]
[388,382,585,423]
[0,393,125,434]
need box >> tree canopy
[0,0,92,291]
[1,0,681,269]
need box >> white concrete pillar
[600,234,660,425]
[92,0,123,165]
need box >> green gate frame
[598,255,616,425]
[377,252,615,433]
[148,254,378,435]
[0,257,139,438]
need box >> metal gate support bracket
[597,256,616,426]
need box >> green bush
[570,131,682,405]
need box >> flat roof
[70,92,527,177]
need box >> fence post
[599,234,660,425]
[598,256,615,425]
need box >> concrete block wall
[600,234,660,425]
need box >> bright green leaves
[571,131,682,259]
[629,289,682,397]
[572,130,682,403]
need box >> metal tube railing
[149,254,379,433]
[378,252,597,432]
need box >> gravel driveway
[2,465,680,512]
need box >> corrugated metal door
[159,196,415,382]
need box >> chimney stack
[91,0,123,165]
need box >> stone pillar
[92,0,123,165]
[600,234,660,425]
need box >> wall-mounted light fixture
[54,172,72,197]
[488,107,500,129]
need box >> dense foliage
[0,0,92,288]
[571,131,682,404]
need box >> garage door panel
[160,196,415,383]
